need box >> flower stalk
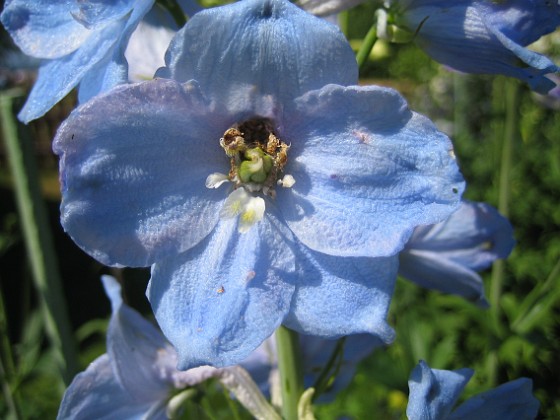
[275,325,305,420]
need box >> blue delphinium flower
[1,0,154,123]
[58,276,279,420]
[388,0,560,93]
[53,0,464,369]
[407,360,539,420]
[300,0,560,93]
[399,201,515,306]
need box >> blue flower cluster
[2,0,551,417]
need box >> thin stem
[275,326,304,420]
[0,91,79,387]
[487,79,518,386]
[356,24,378,70]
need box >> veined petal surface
[1,0,90,59]
[53,79,227,267]
[156,0,357,107]
[284,246,397,342]
[280,84,464,258]
[148,215,297,369]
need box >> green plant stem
[356,24,377,70]
[487,79,518,386]
[275,325,304,420]
[0,92,79,387]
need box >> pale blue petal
[399,251,489,306]
[57,354,154,420]
[101,276,175,402]
[157,0,357,107]
[406,2,559,93]
[17,18,124,123]
[449,378,539,420]
[72,0,135,28]
[77,0,154,103]
[478,0,560,46]
[399,251,488,306]
[399,201,514,305]
[280,84,464,258]
[404,201,514,271]
[1,0,90,59]
[407,360,473,420]
[284,245,397,341]
[53,79,226,267]
[148,214,297,369]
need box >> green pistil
[238,147,274,184]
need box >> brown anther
[220,128,246,157]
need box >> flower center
[206,117,295,233]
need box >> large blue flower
[391,0,560,93]
[53,0,464,369]
[1,0,154,122]
[406,360,539,419]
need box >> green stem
[356,24,378,70]
[275,326,304,420]
[487,79,518,386]
[0,91,79,386]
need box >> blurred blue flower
[399,201,515,306]
[58,276,279,420]
[58,276,221,419]
[407,360,539,420]
[1,0,154,123]
[53,0,464,369]
[389,0,560,93]
[300,0,560,92]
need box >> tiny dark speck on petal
[330,174,338,180]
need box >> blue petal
[77,0,154,103]
[156,0,357,107]
[404,201,515,270]
[1,0,90,59]
[148,214,297,369]
[407,360,473,420]
[102,276,175,402]
[405,2,559,93]
[399,201,514,305]
[284,245,397,342]
[279,84,464,258]
[53,79,226,267]
[449,378,540,420]
[479,0,560,46]
[399,251,488,306]
[17,17,125,123]
[57,354,155,420]
[72,0,136,29]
